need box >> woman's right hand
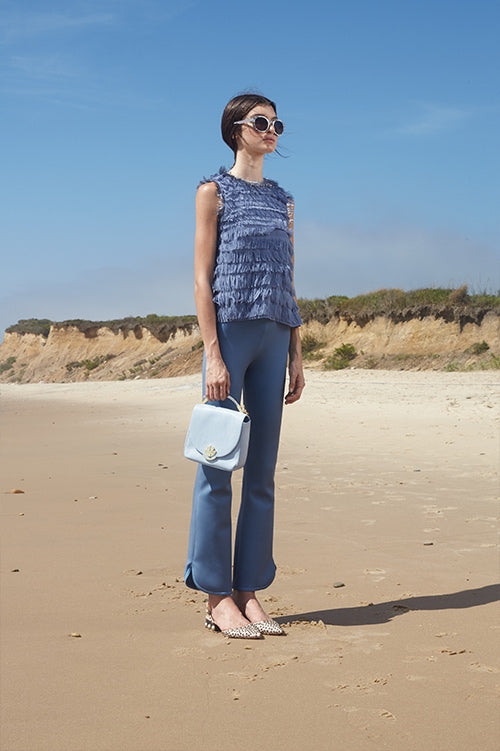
[205,354,231,402]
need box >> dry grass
[7,314,198,343]
[298,286,499,327]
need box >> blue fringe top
[200,168,302,328]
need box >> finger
[285,383,304,404]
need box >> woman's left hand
[285,360,305,404]
[285,327,305,404]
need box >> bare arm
[285,327,305,404]
[194,183,230,401]
[285,201,305,404]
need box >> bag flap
[187,403,250,458]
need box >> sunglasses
[233,115,285,136]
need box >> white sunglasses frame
[233,116,285,136]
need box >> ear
[233,128,242,150]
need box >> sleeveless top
[200,168,302,328]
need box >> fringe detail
[214,287,296,305]
[213,275,293,292]
[197,168,302,328]
[216,302,302,328]
[216,246,292,264]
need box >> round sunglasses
[233,115,285,136]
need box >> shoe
[204,608,262,640]
[251,618,285,636]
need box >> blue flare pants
[184,319,291,595]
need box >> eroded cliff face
[0,312,498,383]
[303,311,499,356]
[0,325,203,383]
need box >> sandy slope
[1,370,499,751]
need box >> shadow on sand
[277,583,500,627]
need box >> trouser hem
[232,566,277,593]
[184,566,233,596]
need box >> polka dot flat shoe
[204,608,262,640]
[252,619,285,636]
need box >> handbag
[183,395,251,471]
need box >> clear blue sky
[1,0,499,338]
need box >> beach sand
[1,370,498,751]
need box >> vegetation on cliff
[297,286,500,328]
[5,287,499,339]
[6,314,198,342]
[2,287,498,380]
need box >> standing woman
[185,93,305,638]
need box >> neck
[229,152,265,183]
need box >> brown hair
[221,93,278,156]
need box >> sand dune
[1,370,499,751]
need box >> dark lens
[253,116,269,132]
[273,119,284,135]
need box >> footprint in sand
[279,566,306,578]
[330,676,391,694]
[380,710,396,720]
[364,568,386,582]
[469,662,499,674]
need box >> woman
[185,93,305,639]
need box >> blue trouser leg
[232,332,290,590]
[184,320,290,595]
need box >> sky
[1,0,499,338]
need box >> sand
[1,370,499,751]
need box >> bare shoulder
[196,181,220,222]
[197,181,219,200]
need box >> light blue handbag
[183,395,251,471]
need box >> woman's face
[234,103,280,156]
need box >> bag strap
[202,394,248,415]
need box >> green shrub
[467,340,490,355]
[6,319,52,337]
[83,358,101,371]
[479,355,500,370]
[325,343,357,370]
[0,356,16,373]
[66,354,115,372]
[301,333,326,355]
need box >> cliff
[0,317,203,383]
[0,313,500,383]
[1,304,498,383]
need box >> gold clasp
[203,445,217,461]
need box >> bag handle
[202,394,248,415]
